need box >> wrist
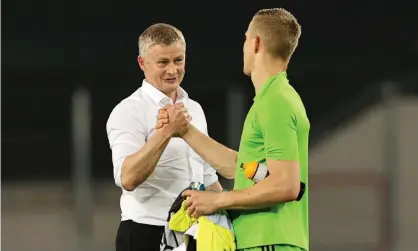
[216,191,233,210]
[181,124,194,140]
[157,126,174,140]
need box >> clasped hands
[155,103,191,137]
[155,104,222,218]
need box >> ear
[138,56,145,71]
[253,35,261,54]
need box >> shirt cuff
[203,173,219,187]
[113,158,124,188]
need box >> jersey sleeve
[257,98,299,161]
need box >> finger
[184,198,193,209]
[158,108,168,114]
[157,113,168,120]
[174,103,185,108]
[186,115,192,123]
[158,108,168,115]
[187,205,196,217]
[191,209,200,219]
[157,121,167,129]
[182,190,193,197]
[158,109,169,114]
[155,120,168,128]
[165,106,176,113]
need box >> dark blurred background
[2,1,418,251]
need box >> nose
[166,63,177,75]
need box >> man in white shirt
[106,23,223,251]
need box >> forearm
[182,125,237,179]
[121,129,171,191]
[217,174,300,210]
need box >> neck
[167,90,178,102]
[145,77,178,102]
[251,55,287,95]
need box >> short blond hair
[138,23,186,57]
[250,8,301,61]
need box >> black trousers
[116,220,164,251]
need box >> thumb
[186,115,192,123]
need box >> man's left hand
[182,190,221,218]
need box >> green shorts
[238,244,305,251]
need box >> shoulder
[186,98,208,130]
[187,98,203,110]
[259,82,301,113]
[187,98,206,116]
[258,90,292,114]
[255,84,301,129]
[107,90,148,128]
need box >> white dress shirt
[106,80,219,226]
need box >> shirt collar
[140,79,188,106]
[254,71,287,101]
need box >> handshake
[155,103,192,137]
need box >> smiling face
[137,23,187,97]
[138,42,186,95]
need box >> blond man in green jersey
[157,8,309,251]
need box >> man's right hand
[156,103,191,137]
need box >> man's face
[243,25,255,76]
[138,41,185,95]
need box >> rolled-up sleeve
[106,101,147,187]
[203,162,219,187]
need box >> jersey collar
[254,71,287,101]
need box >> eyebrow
[157,56,184,61]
